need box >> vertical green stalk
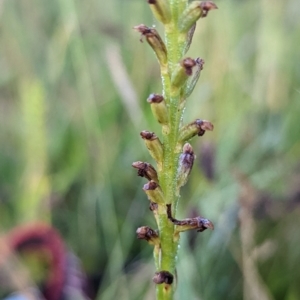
[156,3,188,299]
[134,1,217,299]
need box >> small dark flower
[143,180,165,204]
[153,271,174,284]
[132,161,159,182]
[167,204,214,233]
[136,226,160,245]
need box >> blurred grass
[0,0,300,299]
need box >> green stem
[156,1,188,299]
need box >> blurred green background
[1,0,300,299]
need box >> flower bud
[177,143,195,188]
[132,161,159,183]
[153,271,174,285]
[179,1,218,33]
[147,0,171,24]
[143,180,165,204]
[140,131,163,168]
[166,204,214,233]
[171,58,197,89]
[183,58,204,98]
[134,25,168,67]
[179,119,214,143]
[147,94,169,126]
[136,226,160,246]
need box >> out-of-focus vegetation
[0,0,300,299]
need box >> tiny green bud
[143,180,165,204]
[132,161,159,183]
[140,131,163,169]
[179,1,218,33]
[147,0,171,24]
[178,119,214,143]
[182,58,205,98]
[134,24,168,67]
[177,143,195,188]
[171,57,196,89]
[153,271,174,285]
[166,204,214,233]
[136,226,160,246]
[147,94,169,133]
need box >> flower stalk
[133,1,217,299]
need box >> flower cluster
[132,1,217,298]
